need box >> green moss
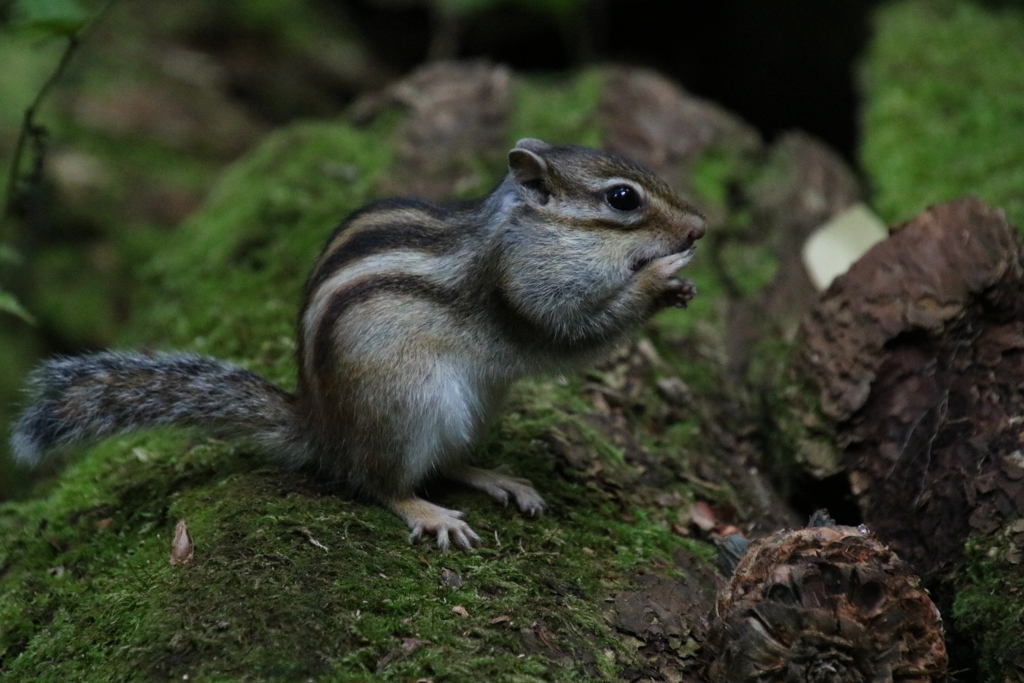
[0,413,696,681]
[860,0,1024,229]
[689,152,733,209]
[758,363,843,490]
[510,69,604,148]
[717,240,776,298]
[952,531,1024,680]
[689,142,758,212]
[0,324,44,500]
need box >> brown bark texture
[793,197,1024,580]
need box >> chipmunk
[11,138,706,551]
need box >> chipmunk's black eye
[605,184,641,211]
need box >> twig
[0,0,120,243]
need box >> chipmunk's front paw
[391,497,482,552]
[650,249,694,279]
[658,276,697,309]
[643,250,697,309]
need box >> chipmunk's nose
[684,212,707,242]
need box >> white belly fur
[401,358,489,488]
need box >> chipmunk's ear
[509,139,552,205]
[512,138,552,154]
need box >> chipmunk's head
[503,138,706,294]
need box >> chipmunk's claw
[394,497,483,552]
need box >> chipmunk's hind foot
[390,497,482,552]
[451,465,546,516]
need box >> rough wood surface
[793,197,1024,579]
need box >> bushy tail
[11,351,308,465]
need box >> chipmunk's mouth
[628,214,706,272]
[629,244,695,273]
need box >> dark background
[340,0,881,160]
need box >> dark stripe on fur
[311,274,463,373]
[306,221,461,296]
[314,197,443,258]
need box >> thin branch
[0,0,119,243]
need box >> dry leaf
[401,638,429,653]
[170,520,194,565]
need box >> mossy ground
[0,73,725,681]
[953,533,1024,681]
[0,428,695,681]
[860,0,1024,230]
